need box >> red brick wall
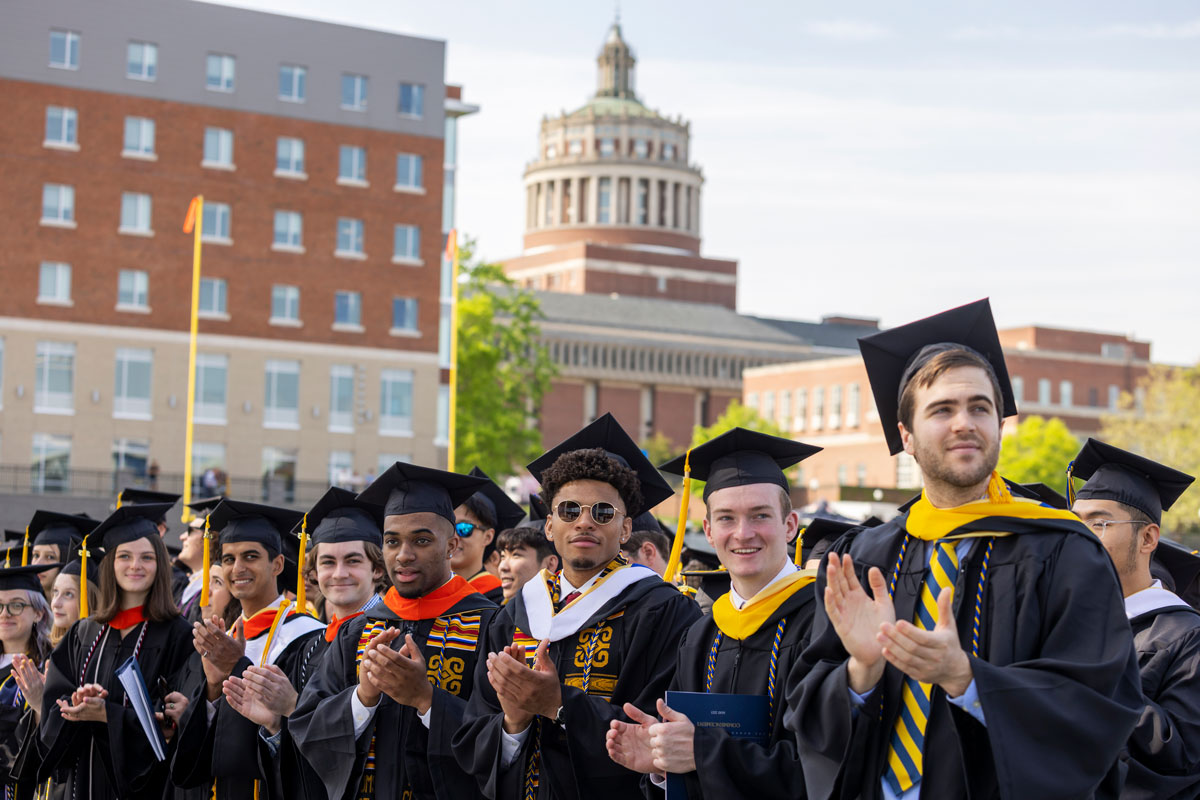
[654,388,695,448]
[597,385,642,437]
[0,79,443,352]
[999,326,1151,360]
[539,381,585,447]
[581,270,735,308]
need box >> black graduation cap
[798,516,883,565]
[526,413,674,515]
[87,502,176,552]
[1006,481,1069,510]
[295,486,384,548]
[527,494,549,526]
[359,462,488,525]
[858,299,1016,456]
[60,557,98,585]
[28,510,96,552]
[207,499,303,555]
[117,488,181,522]
[465,467,526,532]
[659,427,821,503]
[1152,539,1200,609]
[0,532,24,568]
[630,511,665,534]
[1069,439,1195,525]
[0,564,61,594]
[186,496,223,525]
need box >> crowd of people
[0,298,1194,799]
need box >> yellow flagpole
[446,230,461,471]
[181,197,204,524]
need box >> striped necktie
[884,539,959,794]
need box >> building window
[635,179,649,225]
[392,298,418,333]
[44,106,78,147]
[1038,378,1051,406]
[126,41,157,81]
[206,53,235,91]
[38,262,71,305]
[264,359,300,428]
[398,82,424,117]
[35,341,74,414]
[198,277,227,316]
[338,145,367,184]
[271,285,300,323]
[847,382,861,427]
[896,452,921,489]
[745,393,759,411]
[334,291,362,327]
[1088,386,1099,407]
[598,138,615,157]
[203,127,234,168]
[662,142,676,161]
[392,224,419,262]
[276,137,305,175]
[568,139,583,156]
[336,218,364,257]
[41,184,75,225]
[1011,376,1024,404]
[829,385,843,429]
[190,443,225,492]
[279,64,307,102]
[837,464,848,486]
[194,353,227,424]
[395,154,423,189]
[856,463,868,487]
[123,117,155,157]
[1059,380,1073,408]
[119,192,153,234]
[49,31,80,70]
[633,139,648,159]
[113,347,153,419]
[328,365,355,432]
[813,387,825,431]
[795,388,808,431]
[380,369,414,435]
[117,270,149,310]
[545,143,557,159]
[202,202,231,242]
[762,391,776,421]
[112,438,149,477]
[329,450,354,486]
[273,211,302,250]
[1106,384,1120,410]
[31,433,71,493]
[261,447,297,502]
[1101,342,1131,360]
[597,177,612,223]
[341,73,368,110]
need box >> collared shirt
[727,561,798,610]
[1125,579,1188,619]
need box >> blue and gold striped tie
[884,539,959,794]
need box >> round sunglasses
[554,500,623,525]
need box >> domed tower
[503,21,737,308]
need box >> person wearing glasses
[1069,438,1200,799]
[453,413,701,799]
[454,468,527,604]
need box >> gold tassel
[793,526,807,566]
[21,526,29,567]
[295,514,309,612]
[200,517,212,608]
[663,449,692,584]
[79,538,90,618]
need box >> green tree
[453,239,557,476]
[640,431,677,470]
[1100,365,1200,535]
[997,415,1079,488]
[683,400,789,497]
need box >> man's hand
[355,628,397,708]
[824,552,894,694]
[11,654,44,719]
[58,683,108,723]
[361,633,434,715]
[242,665,299,718]
[487,639,561,734]
[195,616,246,701]
[648,699,696,774]
[878,586,973,697]
[223,675,280,733]
[606,702,661,776]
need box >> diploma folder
[115,656,167,761]
[663,691,770,800]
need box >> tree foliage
[1100,365,1200,535]
[683,400,790,497]
[453,240,557,476]
[996,415,1080,489]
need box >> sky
[211,0,1200,364]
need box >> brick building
[743,324,1152,504]
[0,0,474,505]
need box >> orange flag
[445,229,457,260]
[183,196,201,233]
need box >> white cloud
[1088,19,1200,40]
[801,20,892,42]
[947,25,1025,42]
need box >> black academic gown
[170,612,325,800]
[37,615,194,800]
[290,592,499,800]
[453,575,701,800]
[653,583,815,799]
[1123,604,1200,799]
[0,662,43,800]
[785,515,1143,800]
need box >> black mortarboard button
[60,557,99,585]
[0,564,62,594]
[858,299,1016,456]
[1005,481,1069,510]
[660,427,821,502]
[207,499,303,556]
[1070,439,1195,525]
[88,503,176,552]
[526,494,549,525]
[359,462,488,525]
[295,486,384,548]
[465,467,526,531]
[28,511,96,551]
[1153,540,1200,609]
[631,511,665,534]
[527,413,674,515]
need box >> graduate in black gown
[171,499,325,800]
[455,467,526,605]
[606,428,821,799]
[291,463,499,800]
[175,498,223,623]
[785,300,1143,800]
[37,503,194,800]
[452,413,701,800]
[24,511,95,598]
[1068,438,1200,799]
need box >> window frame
[391,297,418,334]
[397,82,425,118]
[117,269,150,311]
[122,116,156,159]
[337,145,368,185]
[34,341,75,415]
[394,153,424,191]
[392,224,420,264]
[44,106,78,149]
[341,73,368,111]
[263,359,301,429]
[194,353,228,424]
[335,218,365,258]
[328,365,355,432]
[202,127,235,169]
[279,64,307,103]
[119,191,153,236]
[270,284,301,325]
[37,262,72,306]
[126,41,157,81]
[379,368,414,436]
[112,347,153,420]
[198,277,228,318]
[49,30,81,70]
[206,53,236,92]
[275,137,306,178]
[272,210,303,252]
[201,202,232,244]
[333,291,363,329]
[41,183,75,226]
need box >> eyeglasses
[554,500,623,525]
[455,521,480,538]
[1087,519,1149,535]
[0,602,30,617]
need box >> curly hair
[539,448,644,517]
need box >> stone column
[664,180,675,229]
[647,175,659,228]
[588,174,600,225]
